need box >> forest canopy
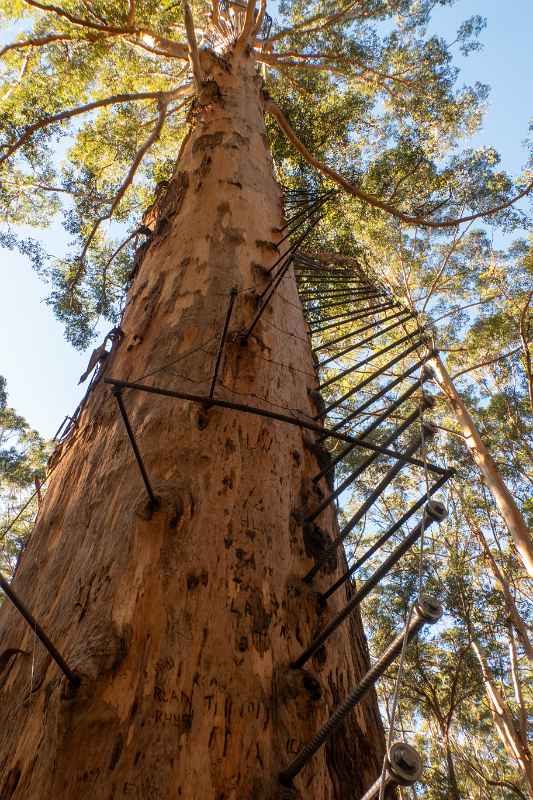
[0,0,531,344]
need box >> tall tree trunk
[456,492,533,661]
[471,640,533,794]
[0,52,384,799]
[444,732,461,800]
[507,626,529,754]
[429,354,533,577]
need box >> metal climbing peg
[360,742,424,800]
[112,386,159,511]
[322,482,452,600]
[0,573,80,686]
[208,287,238,400]
[293,502,447,667]
[279,595,443,786]
[304,431,438,584]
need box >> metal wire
[378,604,414,800]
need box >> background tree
[0,376,47,576]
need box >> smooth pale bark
[0,51,384,799]
[457,495,533,661]
[430,353,533,578]
[507,626,529,748]
[471,640,533,794]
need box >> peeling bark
[0,52,384,799]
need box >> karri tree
[0,0,531,798]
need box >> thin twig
[421,220,473,313]
[430,294,502,325]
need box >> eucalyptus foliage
[1,0,530,345]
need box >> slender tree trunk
[471,640,533,794]
[429,354,533,577]
[0,52,384,799]
[444,732,461,800]
[456,493,533,660]
[507,626,529,751]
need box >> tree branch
[269,64,317,100]
[127,0,136,26]
[78,0,107,25]
[21,0,134,34]
[265,99,533,229]
[264,0,359,45]
[0,88,185,167]
[451,741,530,800]
[69,100,168,291]
[18,1,188,58]
[507,625,529,742]
[0,33,75,58]
[183,1,203,90]
[471,638,532,781]
[385,158,426,202]
[259,54,344,77]
[1,49,33,102]
[1,177,94,198]
[430,295,501,325]
[252,0,267,37]
[481,778,529,800]
[457,491,533,660]
[236,0,257,45]
[210,0,220,32]
[421,221,473,313]
[128,31,188,59]
[451,347,522,379]
[268,50,413,87]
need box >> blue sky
[1,0,531,438]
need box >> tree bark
[429,353,533,578]
[0,51,384,799]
